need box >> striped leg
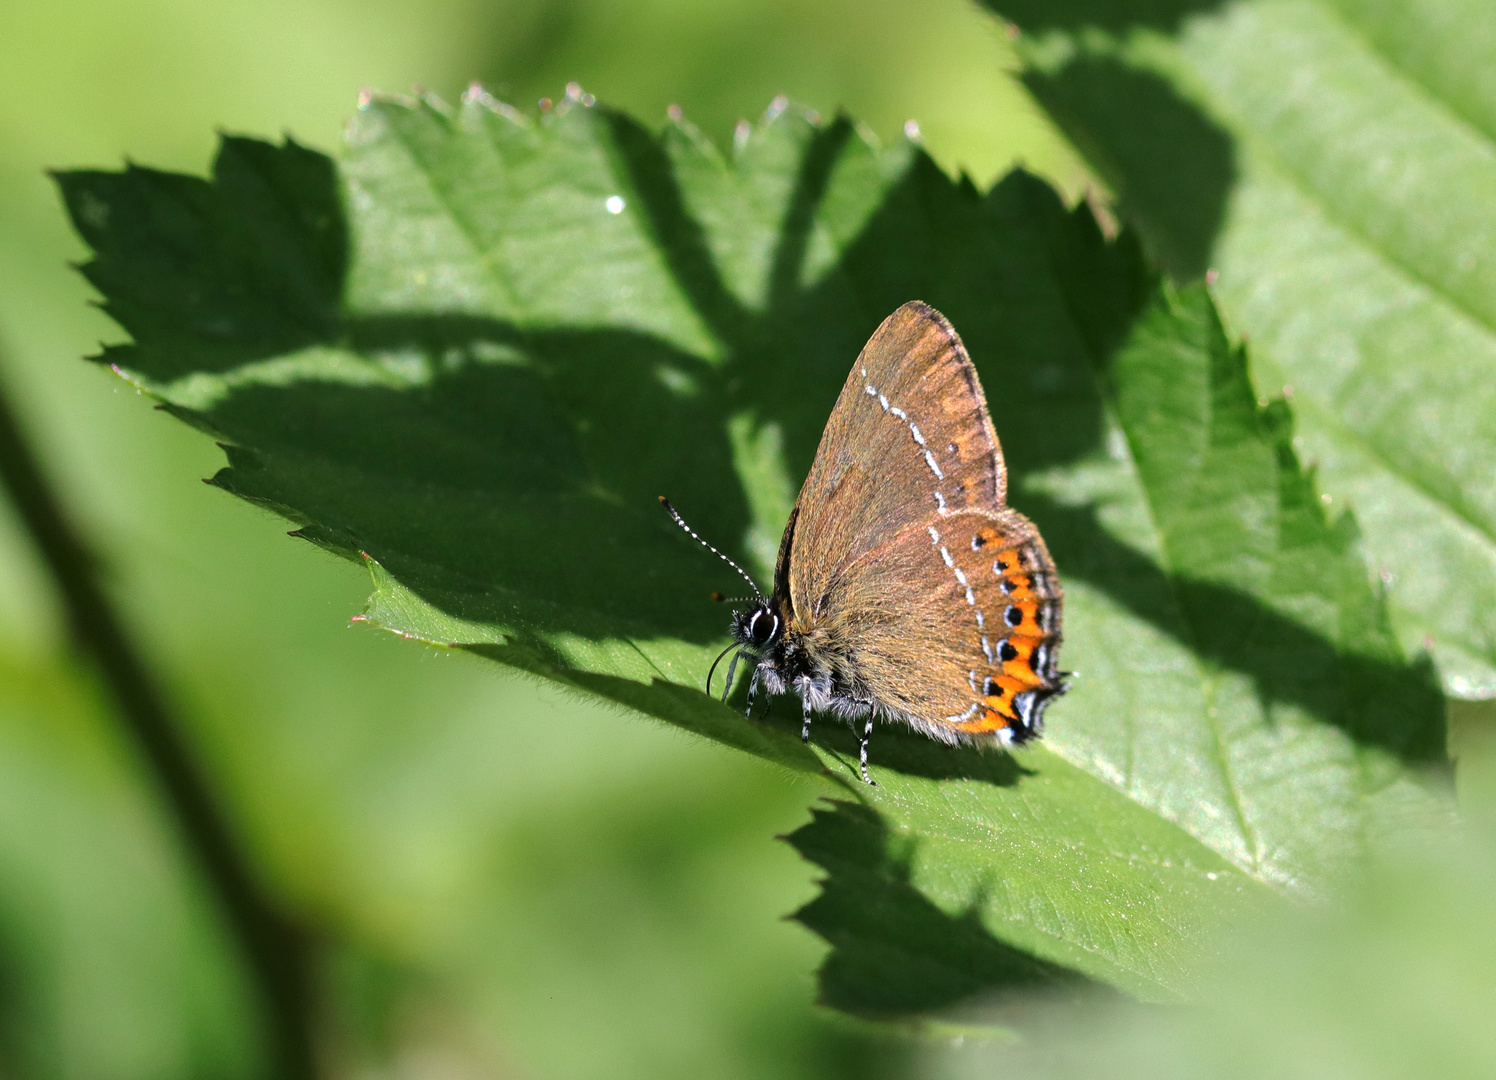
[801,693,813,744]
[858,707,876,786]
[720,648,743,704]
[744,666,760,719]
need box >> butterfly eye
[747,609,779,647]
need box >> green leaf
[988,0,1496,698]
[54,92,1446,1011]
[919,816,1496,1079]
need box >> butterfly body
[734,510,1062,749]
[677,302,1065,780]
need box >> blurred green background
[0,1,1088,1076]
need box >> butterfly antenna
[706,641,739,698]
[659,497,764,601]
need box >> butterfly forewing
[784,303,1009,619]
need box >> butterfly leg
[857,706,876,786]
[801,693,813,744]
[721,648,744,704]
[744,665,761,719]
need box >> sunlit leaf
[55,90,1447,1009]
[989,0,1496,698]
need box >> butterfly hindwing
[810,508,1063,743]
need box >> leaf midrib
[1039,255,1261,874]
[1317,0,1496,150]
[1221,144,1496,549]
[1291,388,1496,553]
[1093,394,1262,876]
[1218,73,1496,353]
[1169,0,1496,665]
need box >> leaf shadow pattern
[55,98,1443,779]
[980,0,1242,281]
[986,0,1227,35]
[59,136,345,379]
[736,684,1036,784]
[461,637,824,775]
[200,318,752,643]
[785,800,1101,1018]
[1030,493,1445,763]
[1020,55,1237,282]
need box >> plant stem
[0,351,317,1080]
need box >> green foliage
[0,656,258,1078]
[55,90,1447,1015]
[922,814,1496,1079]
[988,0,1496,698]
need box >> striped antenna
[659,497,764,601]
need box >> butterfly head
[731,601,782,652]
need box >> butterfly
[664,301,1065,783]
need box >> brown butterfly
[664,301,1065,783]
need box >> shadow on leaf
[786,800,1100,1018]
[1029,494,1445,762]
[724,682,1035,786]
[986,0,1226,35]
[55,99,1443,779]
[1021,55,1237,281]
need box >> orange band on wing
[996,597,1041,636]
[992,549,1026,576]
[954,701,1012,733]
[1002,573,1037,601]
[955,676,1039,732]
[1000,636,1047,687]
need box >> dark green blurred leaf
[55,91,1446,1009]
[988,0,1496,698]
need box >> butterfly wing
[818,508,1064,741]
[781,302,1010,619]
[774,302,1063,741]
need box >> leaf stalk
[0,347,317,1080]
